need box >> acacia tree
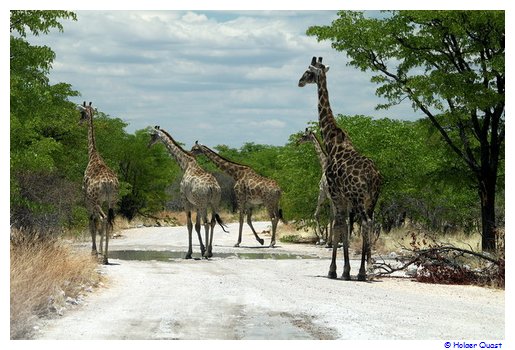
[307,10,504,251]
[10,11,80,231]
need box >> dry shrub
[10,229,101,339]
[373,228,505,288]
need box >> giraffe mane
[158,128,193,156]
[201,144,251,169]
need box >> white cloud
[250,119,287,128]
[23,10,417,147]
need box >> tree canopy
[10,10,504,246]
[307,10,504,251]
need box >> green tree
[10,11,80,231]
[117,128,181,219]
[307,10,504,251]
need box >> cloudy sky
[24,9,424,148]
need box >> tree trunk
[479,172,497,252]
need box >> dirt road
[35,222,505,340]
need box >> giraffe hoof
[328,271,337,279]
[269,242,276,248]
[234,243,240,248]
[342,273,351,281]
[185,254,193,259]
[357,274,367,282]
[258,238,265,245]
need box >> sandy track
[35,222,505,340]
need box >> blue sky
[21,9,428,148]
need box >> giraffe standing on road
[297,128,335,247]
[148,126,227,258]
[298,57,381,281]
[191,142,283,248]
[78,101,119,265]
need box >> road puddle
[108,250,318,262]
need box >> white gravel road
[35,222,505,340]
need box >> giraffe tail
[107,208,115,232]
[215,214,229,233]
[278,208,288,224]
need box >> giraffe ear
[325,66,330,73]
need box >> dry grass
[10,229,102,339]
[372,227,482,257]
[116,209,273,229]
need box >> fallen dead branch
[371,231,504,288]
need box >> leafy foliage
[9,10,503,244]
[307,10,504,250]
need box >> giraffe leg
[357,218,371,281]
[235,210,244,247]
[185,211,193,259]
[194,211,206,256]
[269,212,279,248]
[329,210,347,279]
[89,215,98,255]
[247,210,264,245]
[326,202,336,248]
[341,212,351,280]
[328,228,339,279]
[100,207,114,265]
[314,190,325,245]
[95,205,107,257]
[101,217,109,265]
[201,212,211,258]
[206,213,216,258]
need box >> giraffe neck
[86,114,98,160]
[158,130,195,171]
[309,133,327,167]
[199,145,246,179]
[316,72,347,154]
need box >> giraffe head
[147,125,162,148]
[296,127,315,145]
[190,141,203,156]
[298,57,330,87]
[78,101,94,125]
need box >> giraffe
[298,57,381,281]
[148,126,227,258]
[78,101,119,265]
[297,128,366,253]
[297,128,335,247]
[190,142,283,248]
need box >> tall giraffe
[298,57,381,281]
[297,128,335,247]
[190,142,283,248]
[148,126,227,258]
[78,101,119,265]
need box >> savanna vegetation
[10,10,504,338]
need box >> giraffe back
[181,161,222,209]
